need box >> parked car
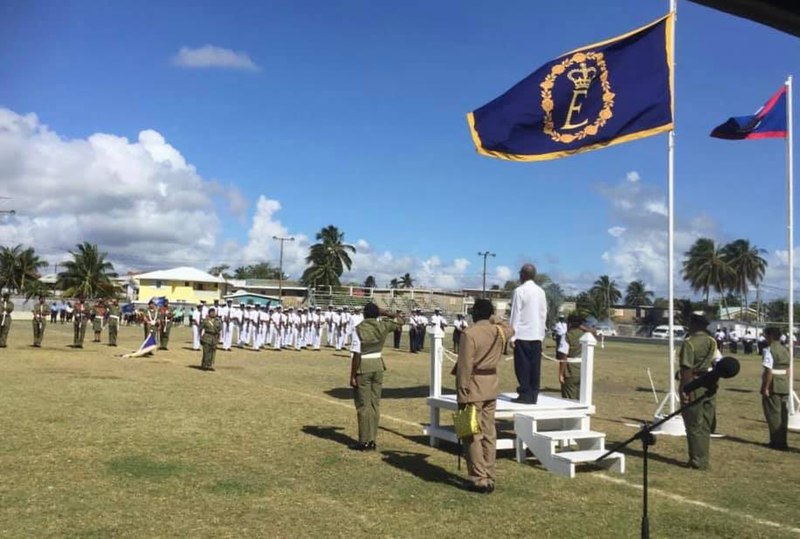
[651,325,687,340]
[595,325,617,337]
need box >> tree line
[0,231,777,321]
[0,242,117,299]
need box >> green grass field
[1,323,799,538]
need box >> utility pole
[272,235,295,304]
[477,251,496,297]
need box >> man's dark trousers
[514,340,542,403]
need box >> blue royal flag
[467,14,674,162]
[123,332,158,358]
[710,86,787,140]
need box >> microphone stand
[596,384,717,539]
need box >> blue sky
[1,0,799,297]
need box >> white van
[651,325,687,340]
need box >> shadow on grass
[725,387,756,394]
[380,450,467,489]
[378,425,453,451]
[324,385,449,400]
[719,434,800,454]
[611,444,688,468]
[302,425,356,447]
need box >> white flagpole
[786,76,800,428]
[654,0,684,434]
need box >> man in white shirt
[509,263,548,404]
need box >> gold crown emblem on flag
[567,62,597,91]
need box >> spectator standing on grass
[452,298,513,493]
[49,301,57,324]
[761,326,790,450]
[348,303,404,451]
[553,315,567,353]
[509,263,548,404]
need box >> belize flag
[122,332,157,358]
[710,86,787,140]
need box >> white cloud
[0,108,221,272]
[171,45,260,71]
[495,265,512,283]
[597,172,717,292]
[239,196,309,279]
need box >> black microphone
[682,356,740,393]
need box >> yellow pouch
[453,403,480,439]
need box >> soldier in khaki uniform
[679,312,719,470]
[199,308,222,371]
[72,299,89,348]
[0,291,14,347]
[557,313,584,400]
[31,295,48,347]
[91,300,106,342]
[157,299,173,350]
[107,299,121,346]
[143,300,158,341]
[348,303,404,451]
[453,298,514,493]
[761,326,790,450]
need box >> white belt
[361,352,382,359]
[772,369,788,375]
[109,315,120,319]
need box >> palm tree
[0,245,47,293]
[300,225,356,287]
[16,247,47,292]
[721,239,767,322]
[399,273,414,288]
[591,275,621,320]
[57,242,118,299]
[576,290,606,321]
[625,280,654,306]
[363,275,377,288]
[681,238,734,307]
[389,278,399,289]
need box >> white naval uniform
[311,312,322,349]
[429,314,447,335]
[349,313,364,353]
[191,306,202,350]
[324,309,334,346]
[219,304,233,350]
